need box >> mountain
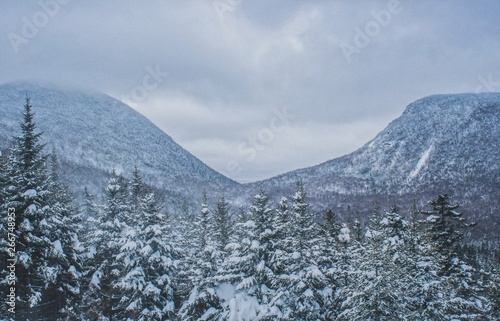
[1,83,498,232]
[245,93,500,233]
[0,82,239,205]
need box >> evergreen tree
[337,202,404,321]
[0,151,8,205]
[420,194,487,318]
[83,171,131,320]
[488,264,500,319]
[280,182,329,320]
[214,195,231,253]
[399,201,449,320]
[178,192,222,321]
[82,186,98,219]
[129,166,144,223]
[114,187,178,320]
[0,97,82,320]
[215,190,278,320]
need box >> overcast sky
[1,1,499,182]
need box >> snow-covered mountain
[0,83,497,230]
[0,82,239,202]
[245,93,499,231]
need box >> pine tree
[280,182,329,320]
[215,190,278,320]
[129,166,143,223]
[83,171,131,320]
[82,186,98,218]
[178,192,222,321]
[337,202,404,321]
[488,264,500,319]
[0,97,82,320]
[0,151,8,205]
[214,195,231,253]
[420,194,487,318]
[114,187,178,320]
[420,194,476,274]
[41,150,84,319]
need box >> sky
[1,0,499,183]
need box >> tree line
[1,98,499,320]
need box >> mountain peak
[0,82,238,201]
[403,92,500,116]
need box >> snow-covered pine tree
[179,193,230,316]
[266,197,294,319]
[351,210,363,244]
[114,182,178,320]
[83,170,131,320]
[322,209,341,240]
[38,150,84,319]
[178,191,223,321]
[3,97,79,320]
[214,195,231,254]
[281,182,329,320]
[82,186,98,218]
[420,194,487,319]
[128,166,143,224]
[215,189,278,320]
[0,151,7,204]
[397,200,448,320]
[337,202,404,321]
[487,264,500,319]
[420,194,476,274]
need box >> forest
[1,98,499,320]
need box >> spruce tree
[114,187,178,320]
[214,195,231,253]
[420,194,487,318]
[215,190,278,320]
[178,192,222,321]
[83,171,131,320]
[0,98,83,320]
[337,202,403,321]
[282,182,329,320]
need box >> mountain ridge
[0,82,498,232]
[0,82,239,204]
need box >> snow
[409,144,434,179]
[53,240,64,255]
[216,283,237,302]
[121,240,137,251]
[23,189,37,197]
[338,224,351,243]
[200,307,218,320]
[227,293,259,321]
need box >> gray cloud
[1,0,499,182]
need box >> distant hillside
[0,82,239,206]
[243,94,500,234]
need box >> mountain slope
[245,93,499,231]
[0,82,238,200]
